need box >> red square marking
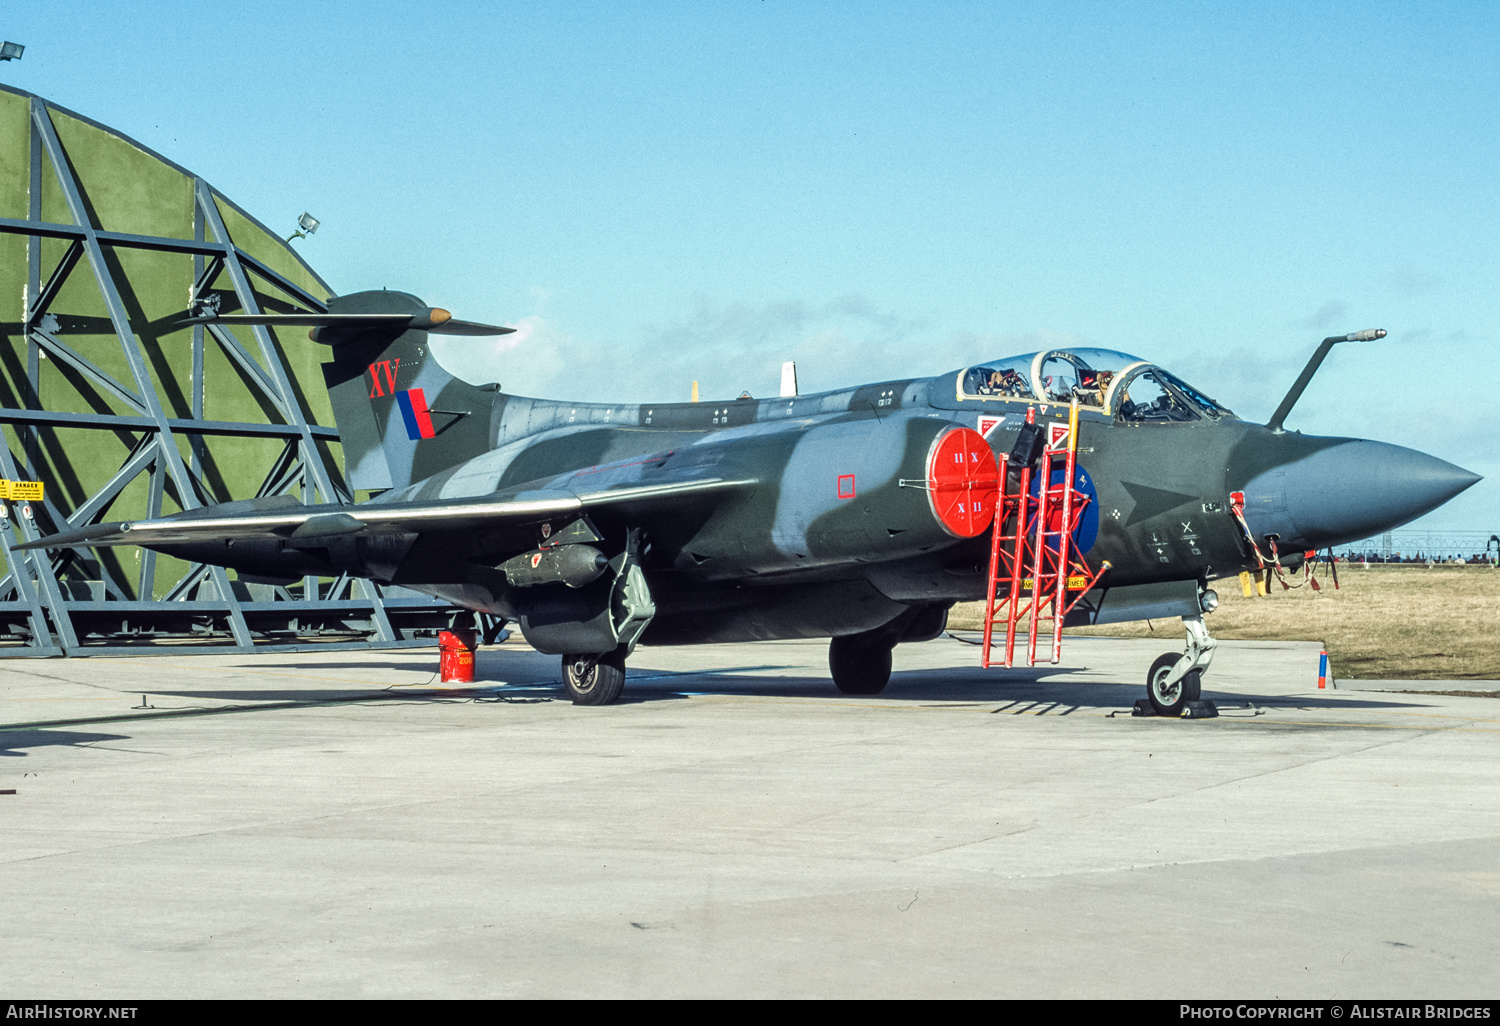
[837,474,856,499]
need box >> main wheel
[562,650,626,706]
[829,634,893,695]
[1146,652,1201,717]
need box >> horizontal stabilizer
[179,311,515,337]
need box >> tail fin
[318,290,501,494]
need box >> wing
[17,476,755,552]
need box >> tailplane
[187,289,512,494]
[317,290,510,493]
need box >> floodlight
[286,212,321,243]
[0,42,24,61]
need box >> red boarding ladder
[981,401,1110,668]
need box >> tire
[829,634,893,695]
[1146,652,1201,717]
[562,650,626,706]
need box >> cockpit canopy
[959,347,1233,422]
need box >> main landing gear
[1143,614,1218,717]
[829,631,895,695]
[827,606,948,697]
[562,649,627,706]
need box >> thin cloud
[1298,300,1348,332]
[1386,265,1442,299]
[441,299,1104,404]
[449,294,938,402]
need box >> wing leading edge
[17,477,757,552]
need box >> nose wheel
[562,649,626,705]
[1142,615,1217,717]
[1146,654,1201,716]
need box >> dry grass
[948,565,1500,680]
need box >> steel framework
[0,87,455,655]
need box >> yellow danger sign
[1021,575,1090,591]
[0,479,44,501]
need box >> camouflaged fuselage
[337,371,1370,642]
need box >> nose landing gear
[1140,615,1219,718]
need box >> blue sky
[3,2,1495,533]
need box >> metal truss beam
[0,91,450,656]
[0,408,338,439]
[25,238,82,327]
[28,324,149,414]
[0,220,326,313]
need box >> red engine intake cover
[926,427,1000,538]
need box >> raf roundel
[926,427,1000,538]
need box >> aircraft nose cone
[1240,440,1481,549]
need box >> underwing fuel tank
[500,544,609,588]
[1238,437,1481,550]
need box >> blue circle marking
[1027,462,1100,554]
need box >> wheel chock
[1131,698,1219,718]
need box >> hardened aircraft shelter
[0,85,453,655]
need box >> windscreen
[1116,369,1200,422]
[1154,368,1233,418]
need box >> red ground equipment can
[438,629,478,684]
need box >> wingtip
[12,522,130,551]
[429,319,517,336]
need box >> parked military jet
[23,291,1480,709]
